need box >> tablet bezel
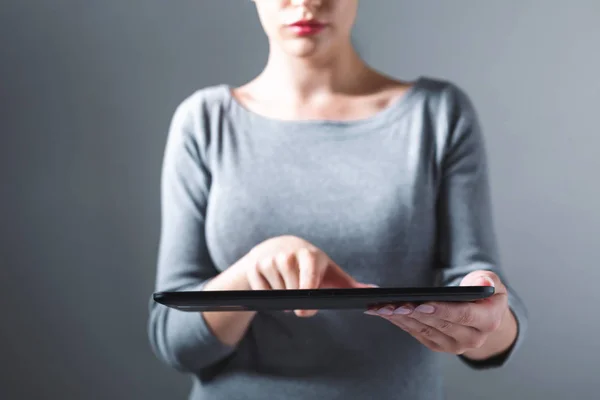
[153,286,495,312]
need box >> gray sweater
[148,77,527,400]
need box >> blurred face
[253,0,358,59]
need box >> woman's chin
[281,40,333,60]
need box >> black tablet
[153,286,494,312]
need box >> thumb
[460,270,506,294]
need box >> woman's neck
[253,43,377,101]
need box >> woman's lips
[287,20,327,36]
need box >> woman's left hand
[365,271,510,356]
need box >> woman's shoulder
[414,76,478,115]
[164,84,234,156]
[171,84,232,121]
[414,76,485,157]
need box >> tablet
[153,286,494,312]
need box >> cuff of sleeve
[166,304,237,368]
[459,289,528,370]
[151,280,238,372]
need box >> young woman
[148,1,527,399]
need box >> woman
[148,0,527,399]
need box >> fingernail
[377,307,394,316]
[393,306,412,315]
[364,310,378,315]
[479,276,495,287]
[367,284,380,288]
[415,304,435,314]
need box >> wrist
[202,258,258,324]
[463,307,517,361]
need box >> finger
[414,295,506,332]
[364,302,411,316]
[408,310,485,349]
[297,248,323,290]
[275,252,299,289]
[385,313,460,353]
[246,262,271,290]
[295,248,324,317]
[410,333,443,352]
[460,270,506,295]
[387,314,443,351]
[414,301,480,328]
[355,283,380,288]
[321,259,360,288]
[257,256,286,290]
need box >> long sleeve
[147,96,236,374]
[435,85,528,369]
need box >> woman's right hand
[234,235,371,317]
[202,235,371,346]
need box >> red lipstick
[288,20,326,36]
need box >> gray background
[1,0,597,399]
